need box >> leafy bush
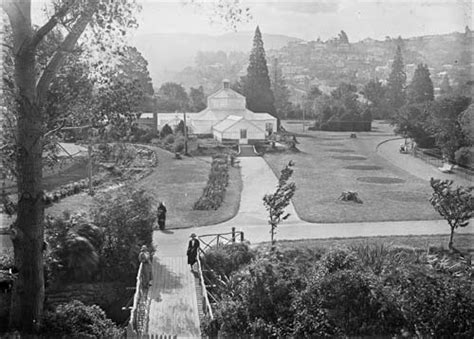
[455,146,473,167]
[385,267,474,337]
[45,214,101,283]
[193,156,230,210]
[92,186,154,282]
[318,246,359,273]
[131,126,158,144]
[42,300,123,338]
[204,242,474,337]
[202,242,255,283]
[160,124,173,138]
[163,133,175,145]
[318,270,404,335]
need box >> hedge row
[310,120,372,132]
[193,156,230,210]
[43,177,104,206]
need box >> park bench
[438,163,454,173]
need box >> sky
[132,0,472,41]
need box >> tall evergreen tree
[440,74,453,96]
[386,45,407,112]
[270,58,291,119]
[243,26,276,122]
[407,64,434,104]
[338,30,349,44]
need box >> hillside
[130,31,301,87]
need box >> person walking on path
[139,245,153,288]
[187,233,200,272]
[157,202,167,230]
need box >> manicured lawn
[273,233,474,253]
[47,146,242,229]
[264,121,439,223]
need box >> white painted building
[156,80,277,144]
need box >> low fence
[127,262,145,337]
[412,148,443,168]
[196,254,214,321]
[198,227,245,252]
[413,148,474,181]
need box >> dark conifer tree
[407,63,434,104]
[386,45,407,112]
[243,26,277,123]
[440,74,453,96]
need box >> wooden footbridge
[127,228,244,338]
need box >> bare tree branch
[1,42,14,50]
[30,0,75,48]
[43,119,67,138]
[36,11,92,106]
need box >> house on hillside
[156,80,277,144]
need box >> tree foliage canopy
[407,64,434,104]
[386,45,407,112]
[156,82,190,112]
[429,178,474,249]
[243,26,276,120]
[263,161,296,245]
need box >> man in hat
[187,233,200,271]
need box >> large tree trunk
[8,34,45,333]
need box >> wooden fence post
[232,227,236,243]
[240,231,244,242]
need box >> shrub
[385,268,474,337]
[455,146,473,167]
[160,124,173,138]
[316,270,404,335]
[131,126,158,144]
[91,186,154,282]
[45,215,101,283]
[42,300,123,338]
[202,242,255,280]
[318,246,359,273]
[163,133,175,145]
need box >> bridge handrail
[196,253,214,320]
[198,228,244,252]
[196,227,245,322]
[129,262,144,333]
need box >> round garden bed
[332,155,367,161]
[344,165,384,171]
[326,149,355,153]
[357,177,406,184]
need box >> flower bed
[193,156,230,210]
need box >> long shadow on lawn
[157,229,174,235]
